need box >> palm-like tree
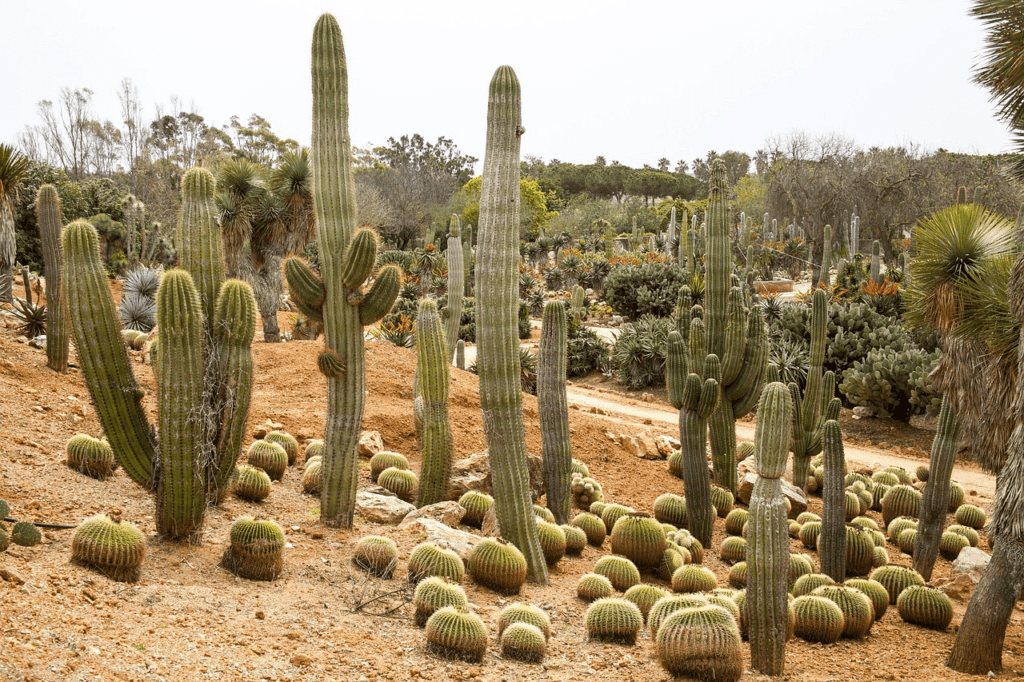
[0,144,31,302]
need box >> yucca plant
[118,294,156,332]
[0,144,31,303]
[11,297,46,338]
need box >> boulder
[446,452,545,501]
[622,434,660,460]
[655,435,680,459]
[737,455,759,478]
[252,419,284,439]
[480,505,500,538]
[852,406,878,418]
[737,472,808,519]
[951,547,991,583]
[358,430,384,457]
[399,501,466,529]
[355,490,415,525]
[401,517,485,562]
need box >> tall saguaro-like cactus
[819,419,847,582]
[538,301,571,524]
[36,185,69,373]
[475,65,548,583]
[747,382,793,675]
[416,299,454,507]
[818,224,832,287]
[445,215,465,362]
[913,397,961,580]
[705,159,769,495]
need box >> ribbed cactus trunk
[456,339,465,370]
[475,65,548,583]
[445,215,465,362]
[747,382,793,675]
[819,419,847,582]
[870,240,882,284]
[463,225,473,296]
[818,224,832,287]
[914,397,961,580]
[36,185,69,373]
[538,301,571,525]
[415,300,454,507]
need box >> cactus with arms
[37,185,69,372]
[444,215,464,362]
[415,299,454,507]
[913,397,961,580]
[538,300,571,524]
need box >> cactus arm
[62,219,156,487]
[415,300,454,508]
[358,264,400,326]
[725,309,768,404]
[538,301,571,525]
[705,163,730,362]
[177,169,226,325]
[678,358,719,547]
[688,317,707,380]
[37,185,69,373]
[709,396,737,493]
[445,216,465,361]
[284,256,326,308]
[819,419,847,581]
[666,331,688,410]
[913,397,961,580]
[719,288,748,385]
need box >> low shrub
[603,262,688,319]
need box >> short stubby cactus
[846,526,875,576]
[457,491,494,528]
[264,431,299,466]
[623,584,670,622]
[0,527,8,552]
[881,485,922,527]
[725,508,749,536]
[378,467,419,503]
[413,576,467,627]
[233,465,272,502]
[247,440,288,482]
[939,531,970,560]
[594,555,642,592]
[222,516,285,581]
[896,585,953,630]
[789,554,814,588]
[570,473,603,511]
[812,585,874,638]
[954,503,987,529]
[897,528,919,554]
[948,481,965,511]
[301,460,322,495]
[561,524,587,555]
[11,521,41,547]
[870,565,926,604]
[946,524,980,547]
[468,538,527,594]
[707,593,740,619]
[497,602,551,640]
[570,512,606,546]
[585,597,644,644]
[792,573,836,597]
[66,434,116,479]
[305,439,324,460]
[571,459,589,478]
[672,565,718,593]
[408,542,464,584]
[887,516,919,543]
[792,595,845,644]
[654,493,688,528]
[873,546,890,567]
[71,514,146,582]
[499,622,546,663]
[352,535,398,579]
[720,536,746,565]
[533,504,555,523]
[647,594,710,638]
[845,578,890,621]
[600,503,635,534]
[535,520,566,565]
[609,513,666,569]
[424,606,488,663]
[577,573,614,602]
[660,546,689,581]
[369,451,409,483]
[728,562,748,589]
[655,605,744,682]
[710,486,734,518]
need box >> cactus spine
[913,397,960,580]
[475,65,547,582]
[818,224,832,287]
[445,215,464,362]
[36,185,69,372]
[747,382,793,675]
[538,300,571,524]
[415,299,453,507]
[819,419,847,581]
[705,160,769,496]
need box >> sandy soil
[0,283,1021,682]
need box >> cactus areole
[475,65,548,583]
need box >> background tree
[0,145,31,301]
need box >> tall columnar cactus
[538,300,571,524]
[870,239,882,284]
[818,224,832,287]
[704,159,769,496]
[685,228,696,273]
[415,299,454,507]
[445,215,465,362]
[36,185,69,372]
[747,382,793,675]
[570,285,585,320]
[456,339,466,370]
[475,65,548,583]
[819,419,847,581]
[463,225,474,296]
[302,14,401,527]
[913,397,961,580]
[666,207,677,256]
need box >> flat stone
[852,406,878,418]
[480,505,500,537]
[358,431,384,457]
[655,435,680,458]
[951,547,991,583]
[401,517,485,562]
[737,472,808,519]
[399,501,466,529]
[446,452,545,501]
[355,490,415,525]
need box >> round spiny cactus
[672,564,717,593]
[870,529,887,547]
[955,504,987,530]
[593,554,641,592]
[247,440,288,481]
[66,434,116,479]
[600,503,635,534]
[709,485,733,518]
[536,520,566,565]
[0,499,9,519]
[872,471,900,487]
[798,521,821,549]
[851,516,879,531]
[845,578,889,621]
[468,538,527,595]
[872,546,890,568]
[887,516,918,543]
[623,583,669,622]
[724,508,748,536]
[570,459,589,478]
[533,504,555,523]
[915,465,929,482]
[659,545,690,581]
[882,466,912,484]
[788,520,802,538]
[413,576,467,627]
[570,512,606,546]
[792,573,836,597]
[737,441,755,460]
[369,451,409,483]
[424,606,488,663]
[457,491,493,528]
[233,464,272,502]
[856,489,873,515]
[301,460,322,495]
[872,483,891,511]
[71,514,145,582]
[845,472,873,490]
[570,474,603,511]
[585,597,644,644]
[589,501,608,517]
[561,524,587,556]
[812,585,874,638]
[792,595,845,643]
[789,554,815,588]
[881,484,922,526]
[870,565,925,604]
[707,594,740,619]
[796,511,821,524]
[844,490,861,522]
[407,542,465,585]
[813,466,825,492]
[352,535,398,579]
[610,513,666,569]
[719,536,746,564]
[0,526,8,553]
[500,622,546,663]
[677,534,705,564]
[647,594,711,637]
[497,602,551,640]
[11,521,41,547]
[727,562,748,589]
[948,481,965,511]
[654,493,688,527]
[264,431,299,466]
[668,449,684,479]
[896,585,953,630]
[378,466,418,503]
[847,525,875,576]
[897,528,918,555]
[222,516,285,581]
[577,572,615,602]
[304,439,324,460]
[304,455,322,468]
[946,524,980,548]
[655,605,744,682]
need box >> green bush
[614,315,673,389]
[567,322,610,378]
[839,346,942,421]
[604,262,688,319]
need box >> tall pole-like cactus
[747,382,793,675]
[463,225,473,296]
[445,215,465,362]
[475,65,548,583]
[870,239,882,284]
[304,14,401,527]
[819,419,847,581]
[415,299,454,507]
[818,223,832,287]
[538,301,571,525]
[36,185,68,373]
[666,206,677,256]
[914,397,961,580]
[705,159,769,496]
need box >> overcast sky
[0,1,1012,173]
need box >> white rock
[951,547,991,583]
[655,435,680,458]
[398,501,466,529]
[852,405,878,418]
[358,431,384,457]
[355,490,415,525]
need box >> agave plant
[760,292,784,323]
[369,314,415,348]
[118,293,157,332]
[768,336,809,388]
[123,267,161,301]
[11,298,46,338]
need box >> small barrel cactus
[66,434,116,479]
[654,493,688,527]
[499,622,546,663]
[655,605,744,682]
[881,485,922,527]
[11,521,41,547]
[424,606,488,662]
[870,565,926,604]
[710,485,734,518]
[944,526,978,551]
[720,536,746,564]
[792,595,845,643]
[788,520,803,538]
[789,554,815,588]
[71,514,146,582]
[577,572,615,602]
[561,524,587,556]
[594,554,642,592]
[660,545,690,581]
[600,503,635,534]
[305,439,324,460]
[233,464,272,502]
[948,481,966,511]
[407,542,464,584]
[589,501,608,517]
[497,602,551,640]
[708,593,740,618]
[352,535,398,579]
[533,504,555,524]
[798,521,821,549]
[872,471,900,486]
[413,576,467,627]
[873,546,890,567]
[883,465,912,484]
[667,450,684,479]
[623,583,670,622]
[851,516,879,530]
[954,504,987,529]
[301,460,322,495]
[724,508,748,536]
[728,562,748,589]
[792,573,836,597]
[896,585,953,630]
[264,431,299,466]
[897,528,918,555]
[378,467,418,503]
[672,564,718,593]
[570,512,606,546]
[222,516,285,581]
[0,527,8,552]
[570,473,603,511]
[536,520,566,565]
[570,459,589,477]
[737,441,755,460]
[887,516,918,543]
[369,451,409,483]
[468,538,527,594]
[812,585,874,638]
[609,513,666,569]
[844,490,862,522]
[585,597,644,644]
[647,593,710,637]
[247,440,288,481]
[457,491,493,528]
[845,578,890,621]
[846,526,875,576]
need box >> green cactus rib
[445,215,465,361]
[415,300,454,507]
[36,185,69,373]
[870,240,882,284]
[475,65,548,583]
[178,168,226,325]
[820,419,847,581]
[819,224,832,287]
[62,219,156,487]
[538,300,571,525]
[912,397,960,580]
[358,264,400,326]
[284,256,326,308]
[747,382,792,675]
[312,14,375,528]
[792,288,830,491]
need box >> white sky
[0,1,1012,172]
